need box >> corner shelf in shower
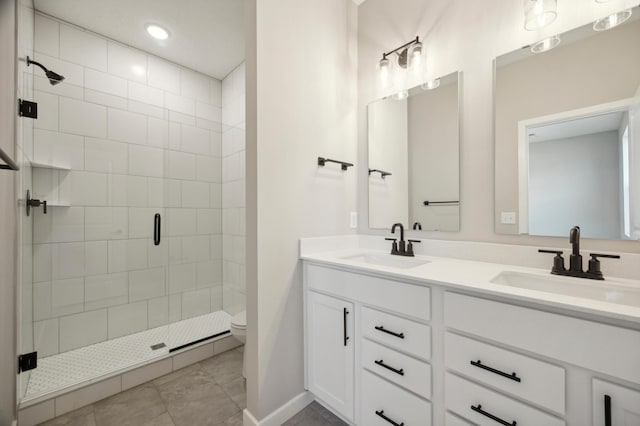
[30,161,71,171]
[30,161,72,209]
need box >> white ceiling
[33,0,245,80]
[529,111,625,143]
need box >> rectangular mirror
[368,71,460,231]
[494,5,640,239]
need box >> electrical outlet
[349,212,358,229]
[501,211,517,225]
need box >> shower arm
[26,56,50,74]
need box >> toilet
[230,311,246,378]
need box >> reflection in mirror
[494,5,640,239]
[520,100,639,239]
[368,72,460,231]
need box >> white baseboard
[243,391,314,426]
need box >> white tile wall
[31,13,227,358]
[221,64,246,316]
[59,309,108,352]
[59,25,107,71]
[108,301,148,339]
[59,97,107,138]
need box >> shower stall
[16,4,246,407]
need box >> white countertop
[300,236,640,325]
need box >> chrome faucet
[385,223,421,257]
[538,225,620,280]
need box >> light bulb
[524,0,557,30]
[593,9,632,31]
[392,90,409,100]
[410,42,423,76]
[531,35,561,53]
[421,79,440,90]
[379,57,391,89]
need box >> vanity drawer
[362,369,432,426]
[362,306,431,360]
[445,373,565,426]
[306,264,430,320]
[362,338,431,398]
[445,332,565,414]
[444,292,640,383]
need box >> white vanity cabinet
[306,291,355,421]
[304,263,432,425]
[303,260,640,426]
[444,291,640,426]
[592,379,640,426]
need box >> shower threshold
[23,310,233,403]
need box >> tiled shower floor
[24,310,232,401]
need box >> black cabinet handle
[154,213,161,246]
[470,360,521,382]
[604,394,611,426]
[374,325,405,339]
[374,359,404,376]
[471,404,516,426]
[343,308,349,346]
[375,410,404,426]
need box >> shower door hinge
[18,99,38,119]
[18,352,37,373]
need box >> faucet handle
[587,253,620,280]
[538,249,565,274]
[406,239,421,257]
[385,238,398,255]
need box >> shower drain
[150,343,167,350]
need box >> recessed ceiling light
[146,24,169,40]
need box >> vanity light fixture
[421,78,440,90]
[146,24,169,40]
[378,36,423,91]
[524,0,558,30]
[593,9,632,31]
[531,35,561,53]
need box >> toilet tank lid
[231,311,246,327]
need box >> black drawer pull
[604,394,611,426]
[470,360,521,383]
[375,410,404,426]
[375,325,405,339]
[154,213,161,246]
[374,359,404,376]
[343,308,349,347]
[471,404,516,426]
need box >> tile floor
[39,347,245,426]
[281,401,347,426]
[37,345,346,426]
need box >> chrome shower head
[26,56,65,85]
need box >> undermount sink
[341,252,430,269]
[491,271,640,308]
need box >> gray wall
[529,131,621,238]
[408,79,459,231]
[358,0,640,254]
[246,0,358,420]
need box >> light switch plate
[501,211,517,224]
[349,212,358,229]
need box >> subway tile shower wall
[29,13,244,357]
[221,64,246,317]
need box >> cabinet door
[307,291,354,421]
[593,379,640,426]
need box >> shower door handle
[154,213,161,245]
